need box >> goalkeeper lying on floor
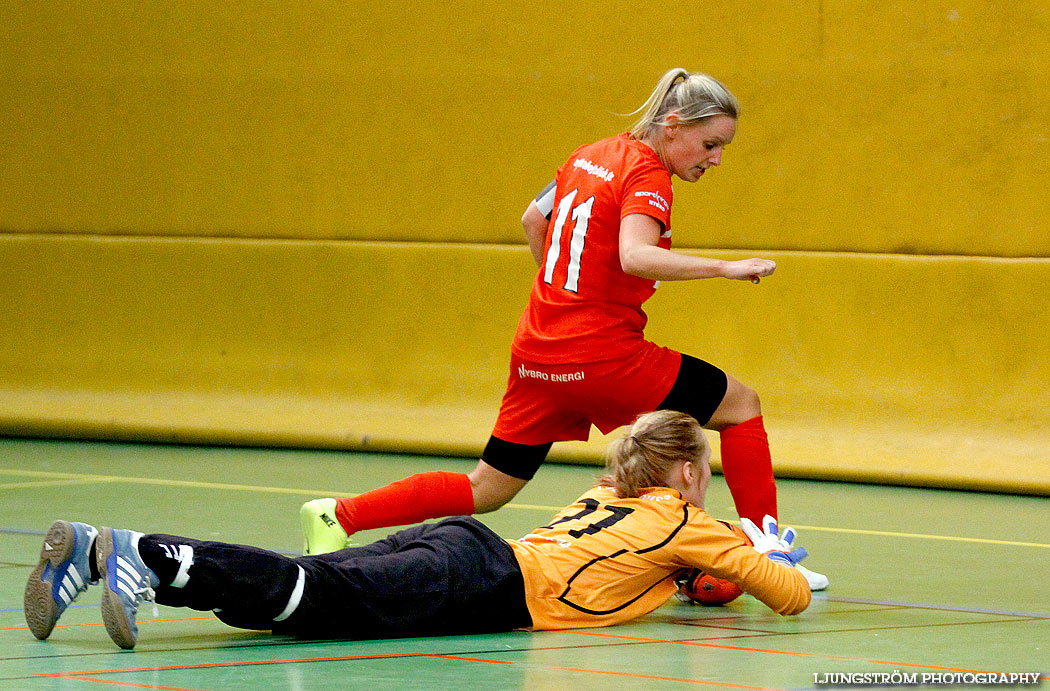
[25,410,812,650]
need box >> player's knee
[710,380,762,429]
[736,384,762,418]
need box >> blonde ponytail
[600,410,707,498]
[628,68,740,141]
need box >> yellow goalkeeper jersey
[508,485,810,630]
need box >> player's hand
[723,258,776,284]
[739,515,808,566]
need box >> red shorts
[491,342,682,445]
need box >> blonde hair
[628,68,740,141]
[600,410,708,498]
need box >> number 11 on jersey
[543,188,595,293]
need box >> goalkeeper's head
[600,410,711,507]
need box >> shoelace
[140,585,159,618]
[127,580,159,619]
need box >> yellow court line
[0,469,562,509]
[0,477,123,490]
[786,523,1050,550]
[503,502,1050,549]
[0,468,340,498]
[3,467,1049,549]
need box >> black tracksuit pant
[138,517,533,639]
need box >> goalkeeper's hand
[739,514,808,567]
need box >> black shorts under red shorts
[484,343,728,480]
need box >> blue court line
[824,595,1050,619]
[0,527,46,536]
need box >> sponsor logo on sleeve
[634,190,669,212]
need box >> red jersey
[513,134,674,364]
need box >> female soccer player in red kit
[302,68,828,589]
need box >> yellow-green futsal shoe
[300,498,354,555]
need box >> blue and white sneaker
[96,527,160,650]
[24,520,99,640]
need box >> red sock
[719,415,778,524]
[334,471,475,534]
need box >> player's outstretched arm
[619,214,775,283]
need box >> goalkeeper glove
[739,514,808,567]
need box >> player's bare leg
[705,375,761,431]
[467,460,528,513]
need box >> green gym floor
[2,438,1048,690]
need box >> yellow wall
[1,2,1048,492]
[4,2,1049,254]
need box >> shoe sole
[23,520,76,640]
[96,527,137,650]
